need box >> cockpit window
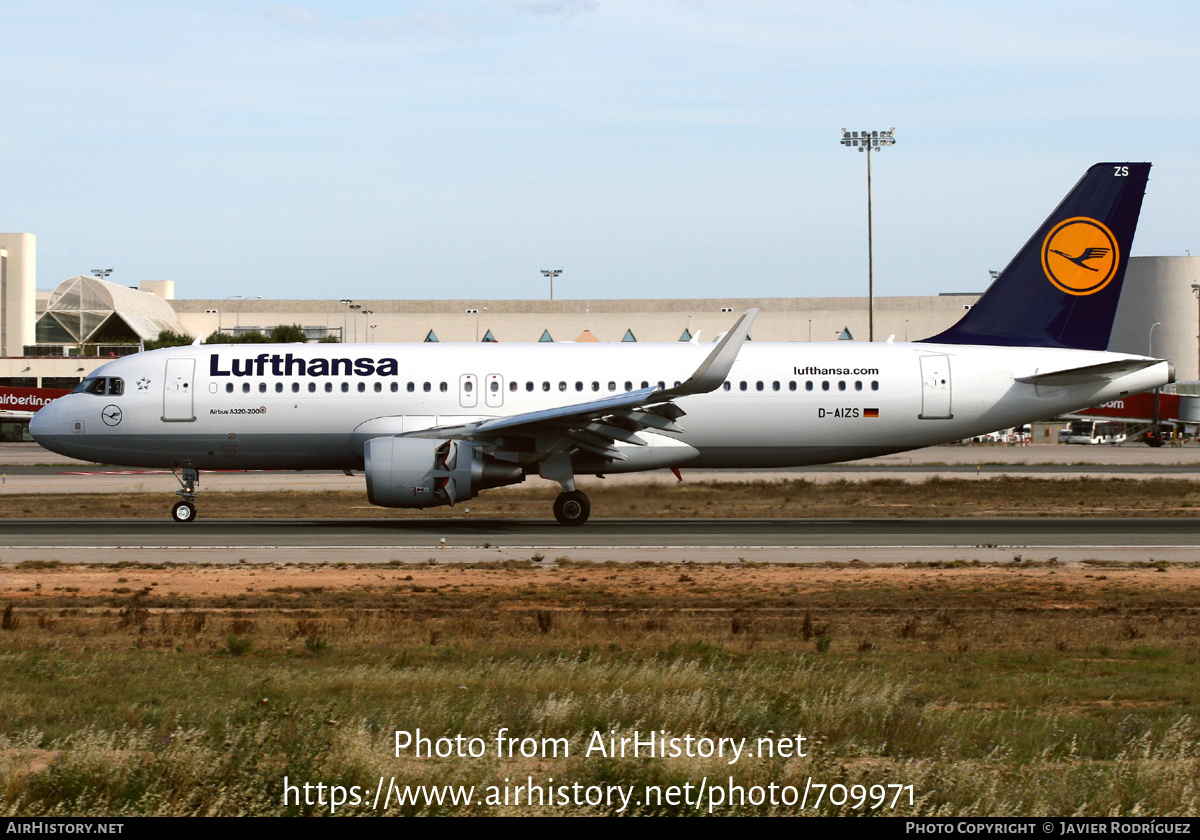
[73,377,124,396]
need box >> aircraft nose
[29,396,72,450]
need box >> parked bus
[1064,420,1127,445]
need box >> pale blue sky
[3,1,1197,301]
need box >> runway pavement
[1,516,1197,565]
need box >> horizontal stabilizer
[1015,358,1160,387]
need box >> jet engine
[364,437,524,509]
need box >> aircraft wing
[402,310,757,461]
[1015,358,1162,387]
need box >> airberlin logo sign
[1041,216,1120,296]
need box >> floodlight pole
[541,269,562,301]
[841,128,895,342]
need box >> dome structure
[35,275,183,345]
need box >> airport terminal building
[3,230,1199,438]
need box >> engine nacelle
[364,437,524,509]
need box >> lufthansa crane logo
[1041,217,1120,296]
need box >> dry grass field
[2,556,1199,815]
[5,475,1200,519]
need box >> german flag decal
[864,408,879,418]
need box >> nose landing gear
[171,468,199,523]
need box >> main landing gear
[553,490,591,526]
[171,468,199,523]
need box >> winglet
[658,309,757,399]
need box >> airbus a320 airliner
[31,163,1171,525]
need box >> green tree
[144,329,194,350]
[204,329,270,344]
[269,324,309,343]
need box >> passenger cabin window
[242,383,251,393]
[226,383,234,393]
[275,382,283,393]
[308,383,317,393]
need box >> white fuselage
[30,340,1170,474]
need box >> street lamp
[90,268,113,281]
[541,269,562,301]
[362,310,373,343]
[1149,321,1162,357]
[339,299,353,343]
[219,295,243,335]
[235,295,261,331]
[348,304,361,342]
[840,127,896,342]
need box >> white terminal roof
[38,275,183,343]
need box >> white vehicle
[1064,420,1127,445]
[31,163,1171,525]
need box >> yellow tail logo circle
[1041,217,1119,296]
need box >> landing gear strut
[553,490,591,526]
[171,468,199,523]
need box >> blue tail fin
[923,162,1150,350]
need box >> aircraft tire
[553,491,590,526]
[172,501,197,523]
